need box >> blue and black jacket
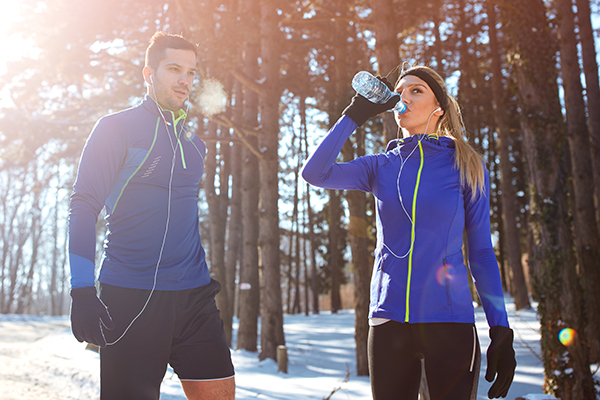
[302,116,509,328]
[68,96,211,291]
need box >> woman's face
[394,75,443,137]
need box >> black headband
[399,68,448,112]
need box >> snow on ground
[0,298,551,399]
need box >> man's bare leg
[181,376,235,400]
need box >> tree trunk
[1,172,26,313]
[286,229,293,313]
[50,188,61,315]
[300,97,311,317]
[330,5,372,372]
[574,0,600,228]
[502,0,595,397]
[341,128,372,376]
[220,78,235,346]
[486,2,530,311]
[371,0,400,144]
[205,120,232,345]
[328,189,343,314]
[326,4,350,315]
[556,0,600,365]
[16,180,41,314]
[306,181,319,315]
[237,138,260,350]
[224,80,243,344]
[258,0,285,361]
[236,0,260,352]
[292,154,301,315]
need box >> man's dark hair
[145,31,197,70]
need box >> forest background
[1,0,600,399]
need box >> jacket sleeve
[68,116,126,289]
[464,166,510,328]
[301,115,375,192]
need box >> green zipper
[405,140,425,322]
[167,108,188,170]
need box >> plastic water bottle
[351,71,406,114]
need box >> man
[68,31,235,400]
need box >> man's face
[146,48,197,113]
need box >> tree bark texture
[300,98,311,317]
[502,0,596,397]
[371,0,401,144]
[258,0,285,361]
[327,189,343,314]
[291,157,301,315]
[574,0,600,228]
[301,96,320,315]
[556,0,600,365]
[236,0,261,352]
[486,2,530,311]
[306,182,320,315]
[224,80,243,344]
[341,134,372,376]
[205,120,232,345]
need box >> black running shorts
[98,279,234,400]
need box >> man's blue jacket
[68,96,210,291]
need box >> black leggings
[368,321,480,400]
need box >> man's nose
[179,74,190,86]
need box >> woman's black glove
[342,76,400,126]
[485,326,517,398]
[70,286,115,347]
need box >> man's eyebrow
[163,62,197,72]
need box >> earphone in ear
[434,107,442,112]
[149,75,153,85]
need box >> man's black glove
[343,76,400,126]
[70,286,115,347]
[485,326,517,398]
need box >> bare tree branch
[206,114,264,160]
[228,68,265,95]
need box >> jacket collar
[141,95,187,126]
[385,134,455,152]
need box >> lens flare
[559,328,576,347]
[436,264,455,285]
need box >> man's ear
[143,66,153,85]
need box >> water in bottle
[351,71,406,114]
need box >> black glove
[343,76,400,126]
[485,326,517,398]
[377,75,395,91]
[70,286,115,347]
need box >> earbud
[149,75,153,85]
[434,107,442,113]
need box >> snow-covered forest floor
[0,298,553,399]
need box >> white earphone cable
[106,79,186,346]
[383,108,439,259]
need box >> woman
[302,65,516,400]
